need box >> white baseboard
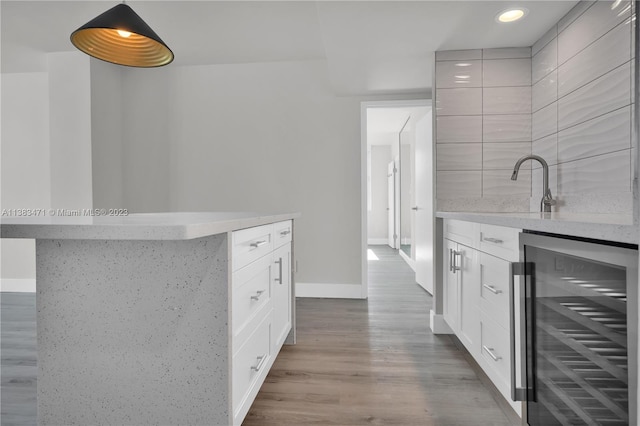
[430,310,453,334]
[367,238,388,245]
[398,249,416,271]
[296,282,365,299]
[1,278,36,293]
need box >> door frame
[360,99,431,299]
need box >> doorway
[361,100,434,298]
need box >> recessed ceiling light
[496,8,528,23]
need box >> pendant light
[70,3,173,67]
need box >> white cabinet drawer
[232,313,272,421]
[444,219,479,249]
[479,252,510,328]
[232,254,272,338]
[480,312,511,392]
[232,224,274,271]
[273,220,292,249]
[479,224,520,261]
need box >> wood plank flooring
[1,246,517,425]
[1,293,37,426]
[244,246,517,425]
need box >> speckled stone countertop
[0,212,300,240]
[436,211,638,244]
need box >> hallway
[244,245,517,425]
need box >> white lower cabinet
[443,219,521,415]
[231,220,293,425]
[232,314,272,420]
[444,238,480,357]
[272,243,291,352]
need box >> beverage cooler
[513,232,638,425]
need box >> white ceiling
[1,0,579,95]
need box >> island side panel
[35,235,229,426]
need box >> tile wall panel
[531,0,632,210]
[557,1,596,33]
[435,49,481,61]
[483,87,531,115]
[483,143,532,170]
[558,0,631,65]
[532,70,557,113]
[558,150,631,194]
[557,21,631,98]
[436,144,482,171]
[482,47,531,59]
[558,62,631,131]
[435,60,482,88]
[483,170,531,197]
[483,115,531,142]
[532,134,558,168]
[532,103,558,141]
[532,25,558,56]
[558,106,631,163]
[483,58,532,87]
[435,48,531,206]
[532,38,557,84]
[436,88,482,116]
[436,116,482,143]
[436,171,482,199]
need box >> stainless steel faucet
[511,155,556,213]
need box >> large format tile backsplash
[435,0,635,214]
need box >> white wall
[90,59,124,210]
[1,72,50,287]
[48,52,93,210]
[96,59,397,295]
[367,144,391,243]
[1,52,93,291]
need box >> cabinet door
[458,246,480,357]
[443,239,459,331]
[271,243,291,352]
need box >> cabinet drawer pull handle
[483,237,504,244]
[250,289,266,301]
[275,258,283,284]
[483,345,501,361]
[483,284,503,295]
[279,230,291,236]
[251,354,267,372]
[452,250,461,273]
[250,240,268,248]
[449,249,454,272]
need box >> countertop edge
[0,212,301,241]
[436,211,638,245]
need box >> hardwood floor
[244,246,517,425]
[1,293,37,426]
[0,246,517,425]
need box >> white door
[414,110,433,293]
[387,161,396,249]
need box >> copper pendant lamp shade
[70,3,173,67]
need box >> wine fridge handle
[510,262,528,402]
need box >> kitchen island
[0,212,299,426]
